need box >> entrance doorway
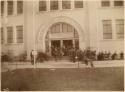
[51,40,60,48]
[51,40,60,56]
[63,40,73,56]
[63,40,73,48]
[45,22,79,56]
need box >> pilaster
[14,0,17,15]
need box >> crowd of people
[30,46,124,67]
[51,46,124,62]
[97,51,124,61]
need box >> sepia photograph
[0,0,124,91]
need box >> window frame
[50,0,59,11]
[51,24,60,33]
[1,27,4,44]
[1,1,4,16]
[39,0,47,12]
[62,23,68,32]
[7,26,13,43]
[74,0,84,9]
[116,19,124,39]
[114,0,124,7]
[62,0,71,10]
[16,25,24,43]
[17,0,23,14]
[101,0,110,7]
[7,1,14,16]
[102,20,113,39]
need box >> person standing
[89,49,95,68]
[30,50,34,65]
[84,49,94,68]
[120,52,124,60]
[30,50,38,65]
[72,48,76,63]
[54,47,58,62]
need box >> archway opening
[45,22,79,56]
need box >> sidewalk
[1,60,124,72]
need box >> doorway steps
[49,56,71,61]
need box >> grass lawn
[1,67,124,91]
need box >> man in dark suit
[30,50,34,65]
[84,48,94,68]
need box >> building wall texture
[1,0,124,60]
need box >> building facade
[1,0,124,59]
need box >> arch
[37,16,86,52]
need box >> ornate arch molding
[37,16,86,52]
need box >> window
[17,0,23,14]
[67,25,73,32]
[74,29,79,38]
[39,0,47,11]
[1,1,4,16]
[62,0,71,9]
[51,26,55,33]
[62,23,74,32]
[1,28,4,44]
[55,24,60,32]
[7,1,13,15]
[51,24,60,33]
[50,1,58,10]
[50,23,76,33]
[114,1,124,6]
[116,19,124,39]
[7,27,13,43]
[62,23,68,32]
[102,20,112,39]
[74,0,83,8]
[101,0,110,7]
[16,26,23,43]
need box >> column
[60,40,63,56]
[14,0,17,15]
[87,1,99,49]
[60,23,62,32]
[112,19,116,39]
[4,0,7,44]
[49,40,51,55]
[47,0,50,11]
[4,0,7,16]
[36,0,39,13]
[60,39,63,48]
[71,0,74,10]
[73,39,75,48]
[110,0,114,8]
[59,0,62,10]
[25,1,34,59]
[13,26,17,43]
[3,27,7,44]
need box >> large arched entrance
[45,22,79,56]
[37,16,86,56]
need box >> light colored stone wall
[1,1,124,60]
[97,3,124,53]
